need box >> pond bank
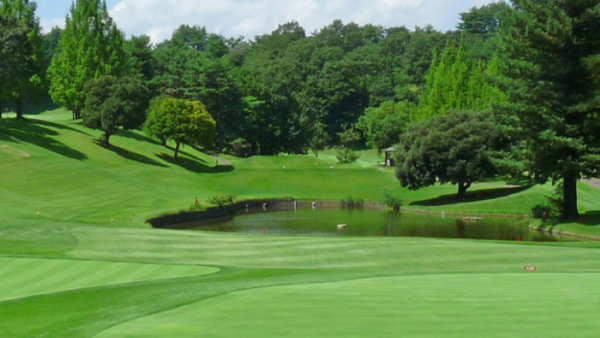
[147,198,530,230]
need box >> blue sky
[36,0,498,43]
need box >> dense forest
[1,0,600,219]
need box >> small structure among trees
[383,147,395,167]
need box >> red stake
[378,232,382,237]
[518,236,521,242]
[263,228,266,235]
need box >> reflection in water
[175,209,577,242]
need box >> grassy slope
[2,109,598,231]
[2,111,600,337]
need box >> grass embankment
[2,109,597,229]
[2,110,600,337]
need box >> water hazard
[174,208,574,242]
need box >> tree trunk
[563,172,579,220]
[174,142,181,160]
[16,95,23,119]
[103,133,111,146]
[457,182,471,199]
[73,109,81,120]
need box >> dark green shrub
[382,190,403,211]
[207,194,237,208]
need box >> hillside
[2,110,600,231]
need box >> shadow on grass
[412,185,534,207]
[582,211,600,226]
[94,141,167,167]
[116,129,162,146]
[163,145,209,164]
[156,153,234,173]
[30,119,92,137]
[0,119,87,160]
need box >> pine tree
[48,0,126,119]
[498,0,600,220]
[418,35,507,123]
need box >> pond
[172,208,575,242]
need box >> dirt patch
[1,145,30,158]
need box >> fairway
[97,273,600,338]
[0,257,219,302]
[2,111,600,337]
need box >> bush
[207,194,237,208]
[189,204,203,212]
[335,147,361,164]
[531,204,550,219]
[382,190,403,211]
[531,183,564,220]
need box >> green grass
[2,110,600,337]
[97,273,600,338]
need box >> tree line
[1,0,599,220]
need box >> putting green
[96,273,600,338]
[0,257,219,301]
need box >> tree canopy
[497,0,600,219]
[48,0,126,119]
[396,111,504,198]
[82,76,149,145]
[145,97,216,159]
[0,0,46,118]
[356,100,412,152]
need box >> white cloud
[40,17,65,33]
[102,0,497,43]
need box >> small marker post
[378,232,382,237]
[517,236,521,242]
[263,228,266,235]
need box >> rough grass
[2,110,600,337]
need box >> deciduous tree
[0,0,46,118]
[82,76,149,145]
[356,100,412,152]
[396,111,502,198]
[145,98,216,159]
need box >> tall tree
[48,0,126,120]
[498,0,600,220]
[42,26,62,68]
[0,12,27,116]
[82,76,149,145]
[0,0,46,119]
[356,100,412,152]
[123,35,154,85]
[184,52,243,152]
